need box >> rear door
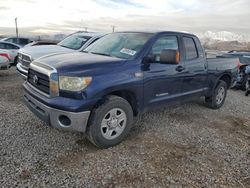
[143,34,185,109]
[181,36,208,100]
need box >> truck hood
[19,45,74,60]
[35,52,127,75]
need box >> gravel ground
[0,68,250,187]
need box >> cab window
[194,37,204,58]
[5,44,19,49]
[0,43,5,49]
[151,36,179,63]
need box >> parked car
[245,65,250,96]
[17,32,103,79]
[0,53,11,70]
[0,41,21,66]
[1,37,33,46]
[24,40,59,47]
[23,31,239,148]
[234,56,250,90]
[218,51,250,90]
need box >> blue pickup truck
[23,31,239,148]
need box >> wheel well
[219,74,231,89]
[94,90,139,117]
[109,90,139,116]
[14,56,18,66]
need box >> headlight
[59,76,92,91]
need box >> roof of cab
[114,30,197,37]
[71,31,104,37]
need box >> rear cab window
[194,37,205,58]
[183,37,198,60]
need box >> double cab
[23,31,238,148]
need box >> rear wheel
[87,95,133,148]
[205,81,227,109]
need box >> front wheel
[13,56,18,66]
[87,95,134,148]
[205,81,228,109]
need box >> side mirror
[160,49,180,64]
[142,54,154,64]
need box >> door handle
[176,66,185,72]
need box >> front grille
[18,53,32,69]
[28,69,50,95]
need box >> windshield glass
[58,34,91,50]
[84,33,153,59]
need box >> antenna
[80,19,83,31]
[15,17,19,39]
[111,25,115,32]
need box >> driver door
[143,35,185,109]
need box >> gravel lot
[0,68,250,187]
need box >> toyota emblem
[32,75,38,84]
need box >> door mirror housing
[160,49,180,64]
[142,54,154,64]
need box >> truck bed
[207,57,239,88]
[207,57,239,71]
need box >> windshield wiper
[59,44,74,50]
[89,52,112,57]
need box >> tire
[245,80,250,96]
[205,80,228,109]
[13,56,18,66]
[245,90,250,96]
[87,95,134,148]
[241,75,249,91]
[245,77,249,90]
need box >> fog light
[59,115,71,127]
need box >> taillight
[237,60,242,71]
[0,53,10,60]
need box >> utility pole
[80,19,83,31]
[15,17,19,39]
[111,25,115,33]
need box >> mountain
[197,31,250,51]
[199,31,248,42]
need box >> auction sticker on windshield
[120,48,137,56]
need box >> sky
[0,0,249,38]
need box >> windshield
[84,33,153,59]
[58,34,91,50]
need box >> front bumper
[24,90,91,133]
[0,61,10,70]
[16,63,28,79]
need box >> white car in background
[0,52,10,70]
[0,41,21,66]
[1,37,33,46]
[17,32,103,79]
